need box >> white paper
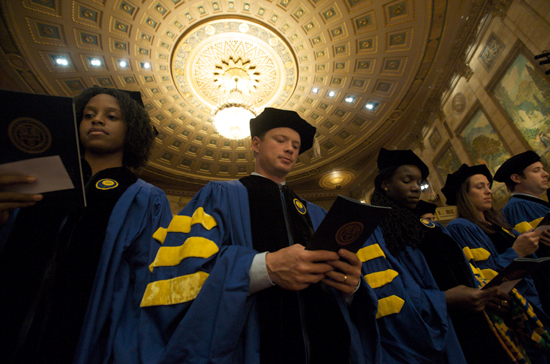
[498,279,522,294]
[0,156,75,194]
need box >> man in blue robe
[494,150,550,316]
[494,150,550,235]
[0,87,173,363]
[140,108,380,364]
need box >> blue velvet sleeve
[358,227,466,364]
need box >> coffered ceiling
[0,0,496,199]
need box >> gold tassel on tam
[313,137,321,158]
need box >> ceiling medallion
[172,18,297,139]
[319,171,356,189]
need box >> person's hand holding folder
[0,175,42,226]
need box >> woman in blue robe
[360,148,521,364]
[442,163,550,363]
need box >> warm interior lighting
[213,71,258,140]
[90,58,102,66]
[55,57,68,66]
[213,105,255,139]
[366,102,379,110]
[119,60,128,68]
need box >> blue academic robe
[446,218,546,317]
[139,180,381,364]
[358,225,467,364]
[74,179,173,364]
[502,195,550,232]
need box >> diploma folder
[482,257,550,293]
[0,89,85,207]
[306,195,391,253]
[535,212,550,232]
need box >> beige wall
[417,0,550,210]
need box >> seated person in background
[138,108,380,364]
[494,151,550,246]
[360,148,515,364]
[0,86,173,364]
[443,163,550,363]
[414,199,437,221]
[494,150,550,313]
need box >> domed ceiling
[0,0,494,199]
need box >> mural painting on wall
[493,53,550,164]
[479,33,505,71]
[434,144,461,184]
[459,109,510,175]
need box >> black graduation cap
[415,200,437,217]
[376,148,429,179]
[249,107,316,154]
[441,164,492,205]
[123,90,145,109]
[494,150,541,183]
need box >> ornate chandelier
[212,57,259,140]
[213,87,256,140]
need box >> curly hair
[74,87,155,169]
[456,176,512,234]
[370,167,425,256]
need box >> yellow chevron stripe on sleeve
[469,262,484,278]
[149,236,219,273]
[140,271,209,307]
[462,246,474,261]
[481,268,499,281]
[357,244,386,262]
[152,207,218,244]
[364,269,399,289]
[514,217,543,233]
[152,227,168,244]
[462,246,490,262]
[376,295,405,319]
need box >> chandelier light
[213,81,257,140]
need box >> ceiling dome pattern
[174,19,296,111]
[0,0,481,191]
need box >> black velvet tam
[376,148,429,179]
[494,150,540,183]
[249,107,316,154]
[442,164,492,205]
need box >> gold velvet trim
[376,295,405,319]
[481,268,499,281]
[462,246,490,262]
[514,217,543,233]
[364,269,399,289]
[140,271,209,307]
[152,207,218,244]
[357,244,386,262]
[469,262,484,278]
[149,237,219,273]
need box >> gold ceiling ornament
[172,18,297,139]
[319,171,356,190]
